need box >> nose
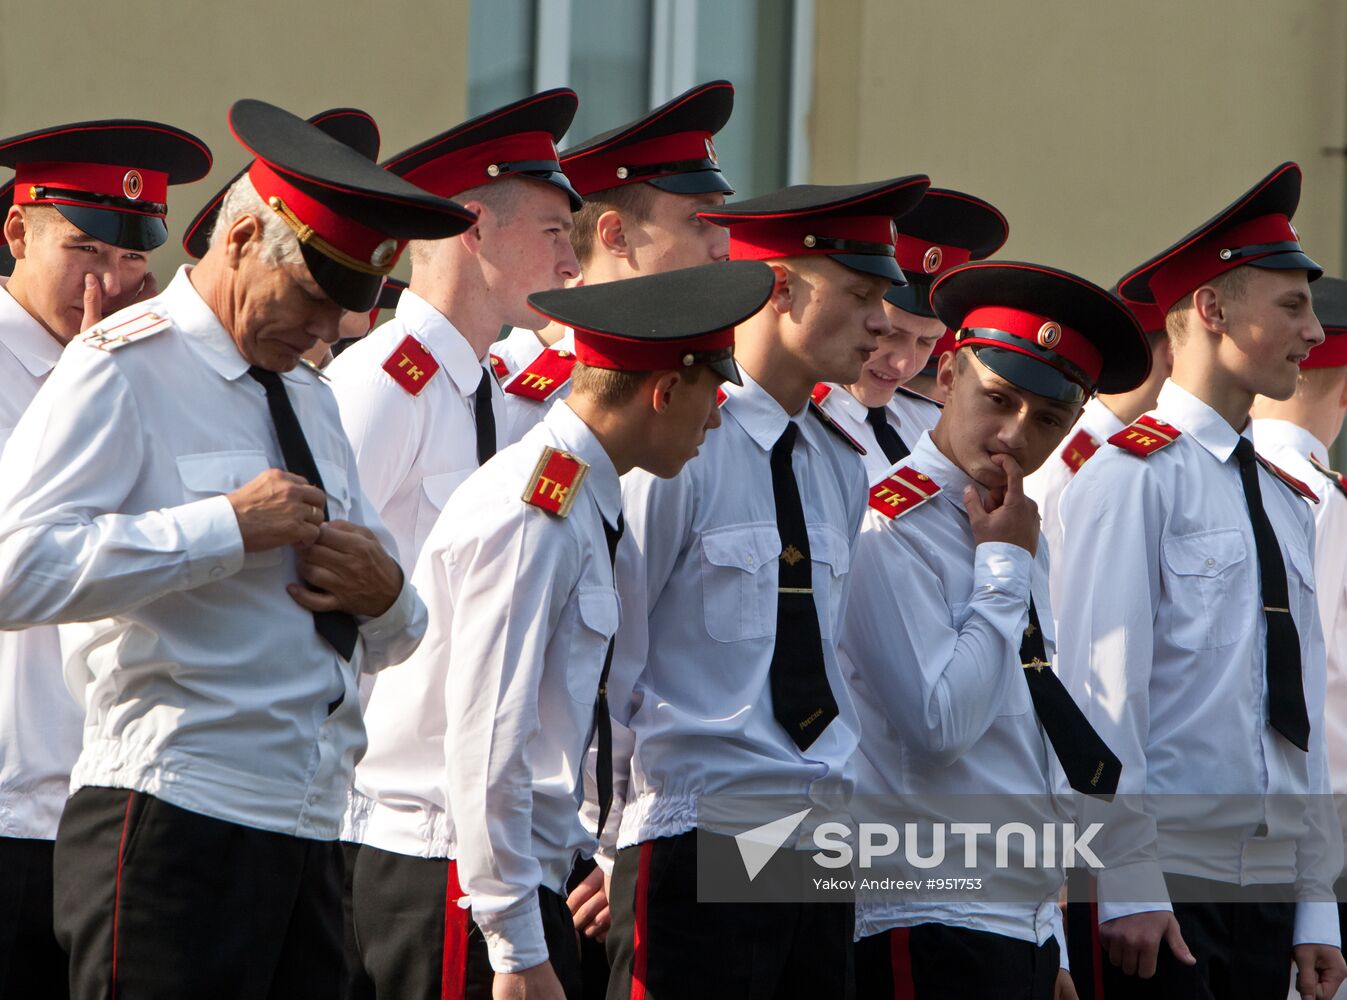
[1305,313,1326,348]
[710,226,730,262]
[998,413,1029,453]
[864,302,888,337]
[99,266,122,300]
[558,239,581,281]
[312,304,344,344]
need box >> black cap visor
[1247,248,1323,281]
[648,167,734,196]
[884,279,935,317]
[966,343,1087,405]
[833,252,906,285]
[301,243,383,312]
[519,168,584,211]
[54,203,167,251]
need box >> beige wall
[0,0,472,277]
[812,0,1347,288]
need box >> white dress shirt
[492,325,576,443]
[0,284,83,841]
[0,267,426,841]
[812,383,921,485]
[1055,381,1339,947]
[607,372,865,852]
[840,431,1067,955]
[326,289,504,570]
[439,402,621,973]
[888,385,943,442]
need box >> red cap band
[1303,332,1347,370]
[15,161,169,213]
[725,215,895,263]
[893,233,971,277]
[1148,213,1300,313]
[396,131,561,199]
[248,160,404,274]
[562,130,714,195]
[573,324,734,371]
[958,304,1103,384]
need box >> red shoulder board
[1108,414,1181,457]
[1309,456,1347,499]
[869,466,941,519]
[716,386,728,407]
[1060,429,1102,474]
[808,400,866,455]
[489,352,510,382]
[382,335,440,396]
[1256,454,1319,504]
[810,382,833,405]
[504,348,576,401]
[522,447,590,517]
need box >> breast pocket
[567,586,620,703]
[700,524,781,643]
[1161,527,1252,650]
[177,451,282,568]
[414,469,473,549]
[807,524,851,641]
[316,459,352,521]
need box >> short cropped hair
[210,175,303,266]
[1165,267,1251,343]
[569,358,707,406]
[407,177,526,266]
[569,182,656,266]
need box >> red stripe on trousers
[1089,899,1105,999]
[111,792,134,999]
[888,927,915,1000]
[629,843,653,1000]
[441,860,469,1000]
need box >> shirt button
[210,565,225,580]
[1205,558,1216,568]
[746,553,755,566]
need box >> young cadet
[1055,163,1345,1000]
[493,80,734,433]
[839,260,1148,999]
[434,261,775,1000]
[0,120,211,998]
[0,100,473,999]
[600,176,929,997]
[1252,277,1347,953]
[812,187,1007,481]
[1024,293,1172,585]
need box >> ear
[5,206,30,260]
[457,200,488,255]
[224,213,261,270]
[767,262,793,315]
[649,371,681,414]
[595,210,629,259]
[936,348,959,394]
[1337,367,1347,411]
[1192,285,1228,336]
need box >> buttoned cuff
[971,542,1032,599]
[355,574,423,673]
[1293,900,1341,948]
[179,495,245,588]
[1096,860,1171,926]
[477,893,549,974]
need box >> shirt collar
[0,283,63,377]
[1081,396,1127,439]
[1154,379,1247,463]
[825,383,869,422]
[547,400,622,527]
[722,370,817,453]
[1253,418,1329,465]
[395,290,488,396]
[164,266,251,382]
[905,431,982,511]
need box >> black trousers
[605,830,854,1000]
[53,786,343,1000]
[1065,876,1295,1000]
[567,855,613,1000]
[347,843,581,1000]
[0,835,69,999]
[855,923,1059,999]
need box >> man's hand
[493,960,567,1000]
[227,469,326,552]
[290,520,403,618]
[1099,910,1195,978]
[567,865,611,942]
[1054,968,1078,1000]
[80,271,160,332]
[1293,943,1346,999]
[964,453,1041,555]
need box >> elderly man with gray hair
[0,100,474,1000]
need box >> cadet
[1055,163,1344,999]
[840,260,1148,998]
[493,80,735,435]
[436,261,774,1000]
[0,100,472,999]
[0,119,210,998]
[812,187,1007,481]
[601,176,929,997]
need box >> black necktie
[474,367,497,466]
[1234,437,1310,750]
[248,366,358,661]
[593,514,624,837]
[1020,598,1121,795]
[866,406,909,464]
[768,423,839,750]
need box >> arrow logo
[733,808,811,881]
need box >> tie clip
[778,586,813,594]
[1023,658,1049,672]
[1263,606,1290,614]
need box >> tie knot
[866,406,889,427]
[774,421,799,456]
[248,365,283,391]
[1234,436,1257,467]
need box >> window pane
[566,0,652,144]
[467,0,536,115]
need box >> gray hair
[209,174,304,266]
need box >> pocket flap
[808,524,851,574]
[700,524,781,572]
[419,469,473,512]
[176,451,270,494]
[577,587,620,637]
[1162,527,1247,578]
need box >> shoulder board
[868,466,941,519]
[1060,428,1101,474]
[381,335,440,396]
[1256,454,1319,503]
[79,311,170,352]
[810,382,833,405]
[1108,414,1181,457]
[489,352,510,382]
[522,446,589,517]
[894,384,944,408]
[808,400,866,454]
[1308,455,1347,499]
[299,358,330,382]
[716,386,728,407]
[505,347,576,401]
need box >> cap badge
[705,137,719,165]
[616,166,629,180]
[1037,322,1062,348]
[122,169,143,200]
[922,246,942,274]
[802,234,818,248]
[370,239,399,269]
[486,163,502,177]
